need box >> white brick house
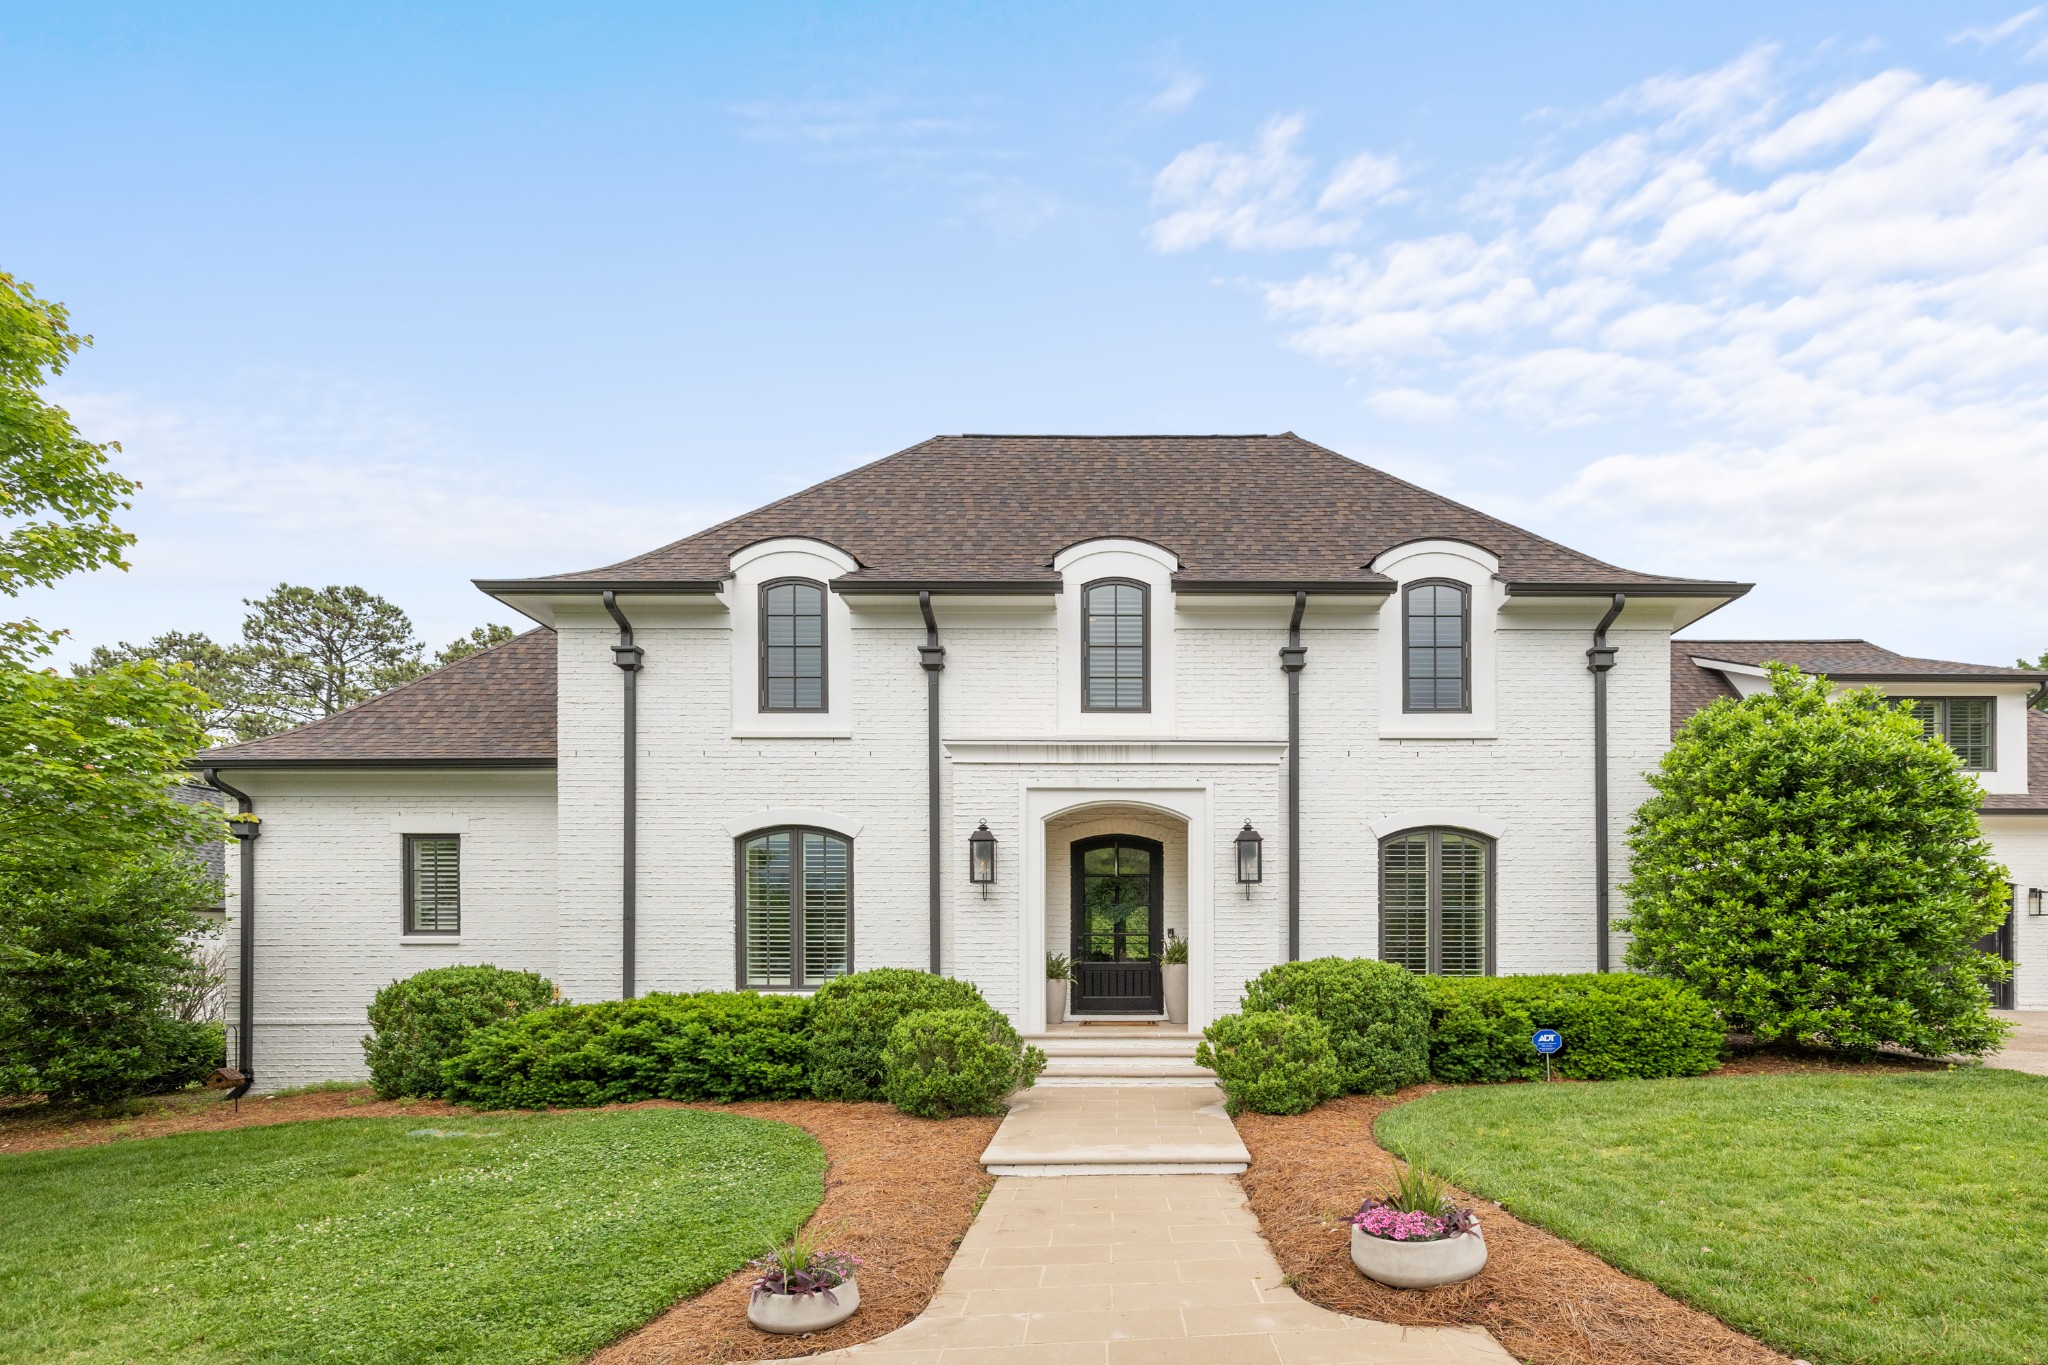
[195,435,2048,1089]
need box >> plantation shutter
[742,831,795,988]
[1380,834,1431,974]
[1437,834,1488,977]
[1380,829,1491,977]
[405,836,461,934]
[741,828,852,988]
[801,831,851,984]
[1945,698,1993,770]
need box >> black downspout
[200,767,257,1100]
[602,592,643,999]
[919,592,946,974]
[1588,593,1627,973]
[1280,592,1308,962]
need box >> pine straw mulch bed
[1235,1050,1937,1365]
[1,1087,998,1365]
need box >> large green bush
[141,1019,227,1095]
[1239,956,1429,1094]
[362,965,556,1099]
[1195,1010,1343,1115]
[1423,974,1723,1082]
[0,855,222,1105]
[881,1007,1045,1118]
[1624,665,2012,1058]
[807,968,991,1101]
[441,991,812,1107]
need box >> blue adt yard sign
[1532,1028,1563,1081]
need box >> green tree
[73,630,256,739]
[0,271,137,663]
[1622,664,2011,1058]
[238,583,427,735]
[436,622,515,666]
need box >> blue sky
[7,2,2048,666]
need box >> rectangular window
[1082,580,1149,711]
[1404,583,1470,712]
[1904,697,1995,770]
[404,834,460,934]
[760,579,827,711]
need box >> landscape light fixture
[1234,821,1263,898]
[968,821,997,896]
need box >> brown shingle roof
[1672,640,2048,813]
[195,628,556,768]
[487,434,1744,594]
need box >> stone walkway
[780,1173,1512,1364]
[980,1083,1250,1176]
[1989,1010,2048,1076]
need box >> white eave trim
[944,739,1288,766]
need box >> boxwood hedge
[1422,973,1723,1082]
[807,968,991,1102]
[1238,956,1430,1094]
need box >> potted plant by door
[747,1229,863,1334]
[1160,933,1189,1024]
[1348,1168,1487,1289]
[1045,954,1070,1026]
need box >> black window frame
[1080,577,1151,713]
[1376,827,1495,976]
[734,825,855,991]
[1900,696,1996,771]
[1401,580,1472,714]
[758,577,829,714]
[402,833,461,936]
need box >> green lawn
[0,1108,826,1364]
[1377,1067,2048,1365]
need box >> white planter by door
[1045,978,1068,1026]
[1161,963,1188,1024]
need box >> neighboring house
[191,435,2037,1090]
[1674,641,2047,1011]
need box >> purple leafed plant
[748,1230,863,1302]
[1350,1165,1478,1243]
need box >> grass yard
[0,1107,826,1364]
[1377,1067,2048,1365]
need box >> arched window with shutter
[1379,828,1493,976]
[736,827,852,989]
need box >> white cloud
[1949,8,2043,46]
[1146,115,1401,252]
[1143,69,1205,116]
[1157,50,2048,645]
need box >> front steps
[1028,1027,1213,1086]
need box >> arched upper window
[737,827,852,989]
[1379,828,1492,976]
[760,578,827,712]
[1403,581,1469,713]
[1082,578,1149,712]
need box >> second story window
[1404,581,1469,712]
[1083,579,1149,711]
[760,579,827,711]
[1905,697,1994,770]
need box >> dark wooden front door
[1071,834,1164,1013]
[1980,904,2017,1010]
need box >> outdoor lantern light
[2031,887,2044,917]
[1234,821,1263,898]
[968,821,997,895]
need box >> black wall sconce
[969,821,997,896]
[1234,821,1263,898]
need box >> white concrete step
[1032,1038,1201,1057]
[983,1084,1249,1176]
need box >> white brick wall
[222,769,557,1089]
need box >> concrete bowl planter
[747,1277,861,1334]
[1349,1222,1486,1288]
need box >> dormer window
[1905,697,1994,770]
[1082,579,1149,711]
[760,578,827,711]
[1404,581,1469,712]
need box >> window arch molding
[734,825,854,991]
[1401,578,1471,714]
[1377,825,1495,977]
[1080,576,1151,713]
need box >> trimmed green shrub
[882,1007,1046,1117]
[808,968,991,1101]
[1422,974,1723,1082]
[1239,957,1429,1095]
[1195,1010,1343,1115]
[441,991,812,1107]
[1625,665,2013,1057]
[140,1019,226,1095]
[362,964,556,1099]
